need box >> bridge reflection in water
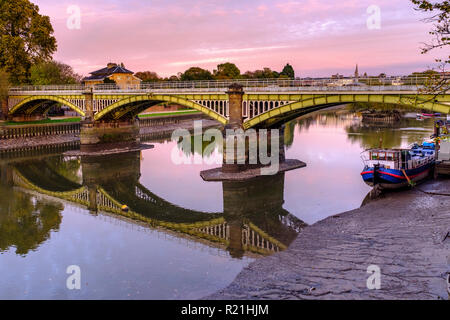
[0,151,306,258]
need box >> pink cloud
[32,0,440,78]
[257,5,268,17]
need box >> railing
[8,76,445,93]
[0,122,80,139]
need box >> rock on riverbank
[207,179,450,300]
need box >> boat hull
[361,163,433,189]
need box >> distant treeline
[135,62,296,82]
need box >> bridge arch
[8,95,86,117]
[94,94,228,124]
[244,94,450,129]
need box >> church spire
[354,64,359,79]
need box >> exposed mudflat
[0,134,79,151]
[207,179,450,300]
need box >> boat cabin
[364,149,401,170]
[363,146,435,170]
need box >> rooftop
[83,63,135,82]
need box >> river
[0,106,437,299]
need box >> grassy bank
[2,110,201,126]
[138,110,201,118]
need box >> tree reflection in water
[0,184,63,255]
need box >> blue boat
[360,142,436,189]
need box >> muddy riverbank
[207,178,450,300]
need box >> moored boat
[419,112,442,118]
[360,142,436,189]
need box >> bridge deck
[6,78,449,129]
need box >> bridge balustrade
[8,76,434,94]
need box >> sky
[32,0,443,78]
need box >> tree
[161,75,180,81]
[405,70,441,86]
[0,184,63,255]
[0,0,57,84]
[242,67,279,79]
[280,63,295,78]
[411,0,449,93]
[0,69,8,100]
[135,71,160,82]
[213,62,241,79]
[180,67,213,81]
[0,69,8,119]
[29,61,81,85]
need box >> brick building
[82,63,142,88]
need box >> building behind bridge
[81,63,188,114]
[82,63,142,88]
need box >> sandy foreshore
[207,179,450,300]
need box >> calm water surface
[0,108,435,299]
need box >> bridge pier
[87,185,98,213]
[201,83,305,181]
[201,124,305,181]
[222,173,306,258]
[81,152,141,184]
[83,88,94,121]
[80,152,141,211]
[221,85,290,174]
[80,119,140,152]
[79,88,141,152]
[222,83,245,173]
